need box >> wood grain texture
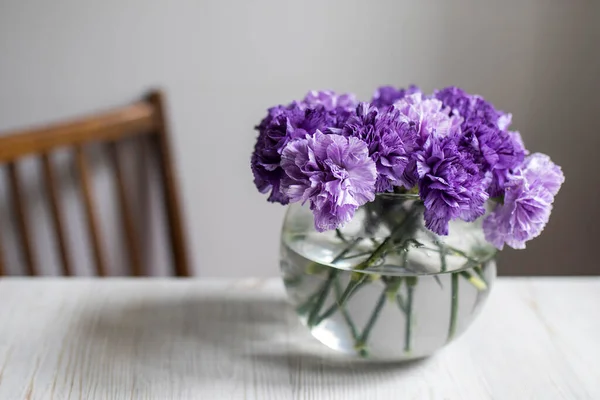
[0,278,598,399]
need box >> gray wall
[0,1,598,276]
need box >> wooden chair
[0,91,190,277]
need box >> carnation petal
[482,154,563,249]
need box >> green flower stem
[355,220,410,271]
[447,272,459,341]
[302,238,362,325]
[384,277,403,302]
[314,274,369,326]
[353,206,421,271]
[420,236,490,292]
[295,293,318,315]
[447,246,477,262]
[412,245,494,268]
[307,268,338,327]
[404,276,417,353]
[355,288,387,357]
[473,265,487,284]
[383,276,407,313]
[333,276,359,341]
[459,270,487,291]
[311,206,421,333]
[283,275,303,288]
[339,251,374,261]
[436,241,448,273]
[335,228,349,244]
[331,238,363,264]
[396,294,407,314]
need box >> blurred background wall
[0,0,598,276]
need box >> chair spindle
[74,145,107,276]
[40,153,73,276]
[108,141,143,276]
[7,162,37,275]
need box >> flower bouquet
[251,86,564,360]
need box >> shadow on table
[78,290,427,391]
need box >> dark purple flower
[483,153,564,249]
[434,86,506,128]
[371,85,420,109]
[280,131,376,232]
[414,136,489,235]
[251,103,334,204]
[340,103,420,192]
[460,121,526,197]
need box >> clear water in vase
[280,206,497,361]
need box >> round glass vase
[280,194,497,361]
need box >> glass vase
[280,194,497,361]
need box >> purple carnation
[508,130,528,156]
[394,93,462,143]
[460,121,526,197]
[371,85,420,109]
[483,153,564,249]
[414,136,490,235]
[302,90,358,112]
[435,86,506,128]
[251,99,344,203]
[497,114,512,130]
[340,103,420,192]
[280,131,376,231]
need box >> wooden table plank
[0,278,598,400]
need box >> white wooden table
[0,278,598,399]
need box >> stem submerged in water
[333,276,359,341]
[459,270,487,291]
[314,274,369,326]
[447,272,459,341]
[355,209,421,271]
[355,289,387,357]
[300,197,495,358]
[307,268,338,327]
[301,238,362,326]
[404,276,417,353]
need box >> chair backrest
[0,91,190,277]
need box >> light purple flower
[302,90,358,112]
[497,114,512,130]
[340,103,420,192]
[415,136,490,235]
[371,85,420,109]
[251,102,339,204]
[394,93,462,143]
[280,131,376,231]
[483,153,564,249]
[508,130,528,156]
